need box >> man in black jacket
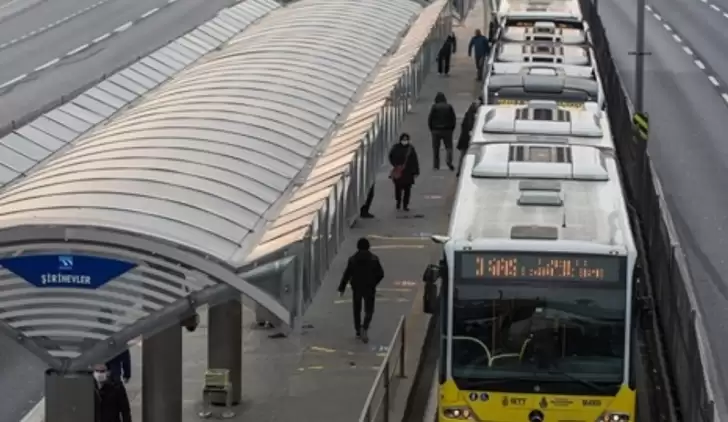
[437,33,456,75]
[427,92,457,170]
[338,237,385,343]
[456,96,484,176]
[93,363,132,422]
[106,349,131,384]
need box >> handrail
[358,315,407,422]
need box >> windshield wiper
[546,366,610,394]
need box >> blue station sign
[0,254,137,289]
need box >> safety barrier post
[384,360,391,422]
[399,320,406,378]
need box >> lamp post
[634,0,646,111]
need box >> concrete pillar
[45,369,95,422]
[142,323,182,422]
[208,300,242,405]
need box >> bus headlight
[442,406,475,420]
[595,412,630,422]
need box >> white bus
[423,101,639,421]
[484,67,605,110]
[472,100,612,149]
[496,0,584,22]
[490,42,597,78]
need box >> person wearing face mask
[93,363,132,422]
[388,133,420,211]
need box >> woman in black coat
[456,96,483,176]
[389,132,420,211]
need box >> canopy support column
[142,323,182,422]
[45,369,95,422]
[208,300,243,405]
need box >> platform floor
[120,4,487,421]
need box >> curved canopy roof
[0,0,421,266]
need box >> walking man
[428,92,457,170]
[437,33,457,75]
[106,349,131,384]
[468,29,490,81]
[456,96,484,176]
[338,237,385,343]
[93,363,132,422]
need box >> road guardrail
[580,0,724,420]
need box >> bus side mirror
[423,264,439,283]
[423,282,438,315]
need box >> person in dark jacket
[93,363,132,422]
[360,184,375,219]
[437,33,457,75]
[468,29,490,81]
[106,349,131,384]
[428,92,457,170]
[388,133,420,211]
[456,96,484,176]
[338,237,385,343]
[488,13,499,42]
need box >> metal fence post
[399,319,406,378]
[384,361,391,422]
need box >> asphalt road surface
[601,0,728,414]
[0,0,239,128]
[0,0,241,419]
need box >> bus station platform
[119,4,486,421]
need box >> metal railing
[359,316,408,422]
[579,0,724,420]
[241,0,452,325]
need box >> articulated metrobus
[422,117,638,421]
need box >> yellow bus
[422,111,638,422]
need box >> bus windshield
[450,283,626,394]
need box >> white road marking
[722,93,728,103]
[709,76,719,86]
[645,4,652,11]
[92,32,111,43]
[0,73,28,89]
[66,43,89,56]
[673,34,682,42]
[663,23,671,31]
[34,57,60,72]
[0,0,111,50]
[141,7,159,18]
[695,60,706,70]
[114,21,133,32]
[654,13,662,21]
[683,46,693,55]
[724,12,728,18]
[711,4,720,11]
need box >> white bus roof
[490,60,595,79]
[497,0,583,21]
[472,100,613,150]
[500,20,589,44]
[495,42,593,68]
[448,142,635,256]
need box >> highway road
[0,0,240,419]
[600,0,728,414]
[0,0,239,129]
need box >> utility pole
[634,0,646,111]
